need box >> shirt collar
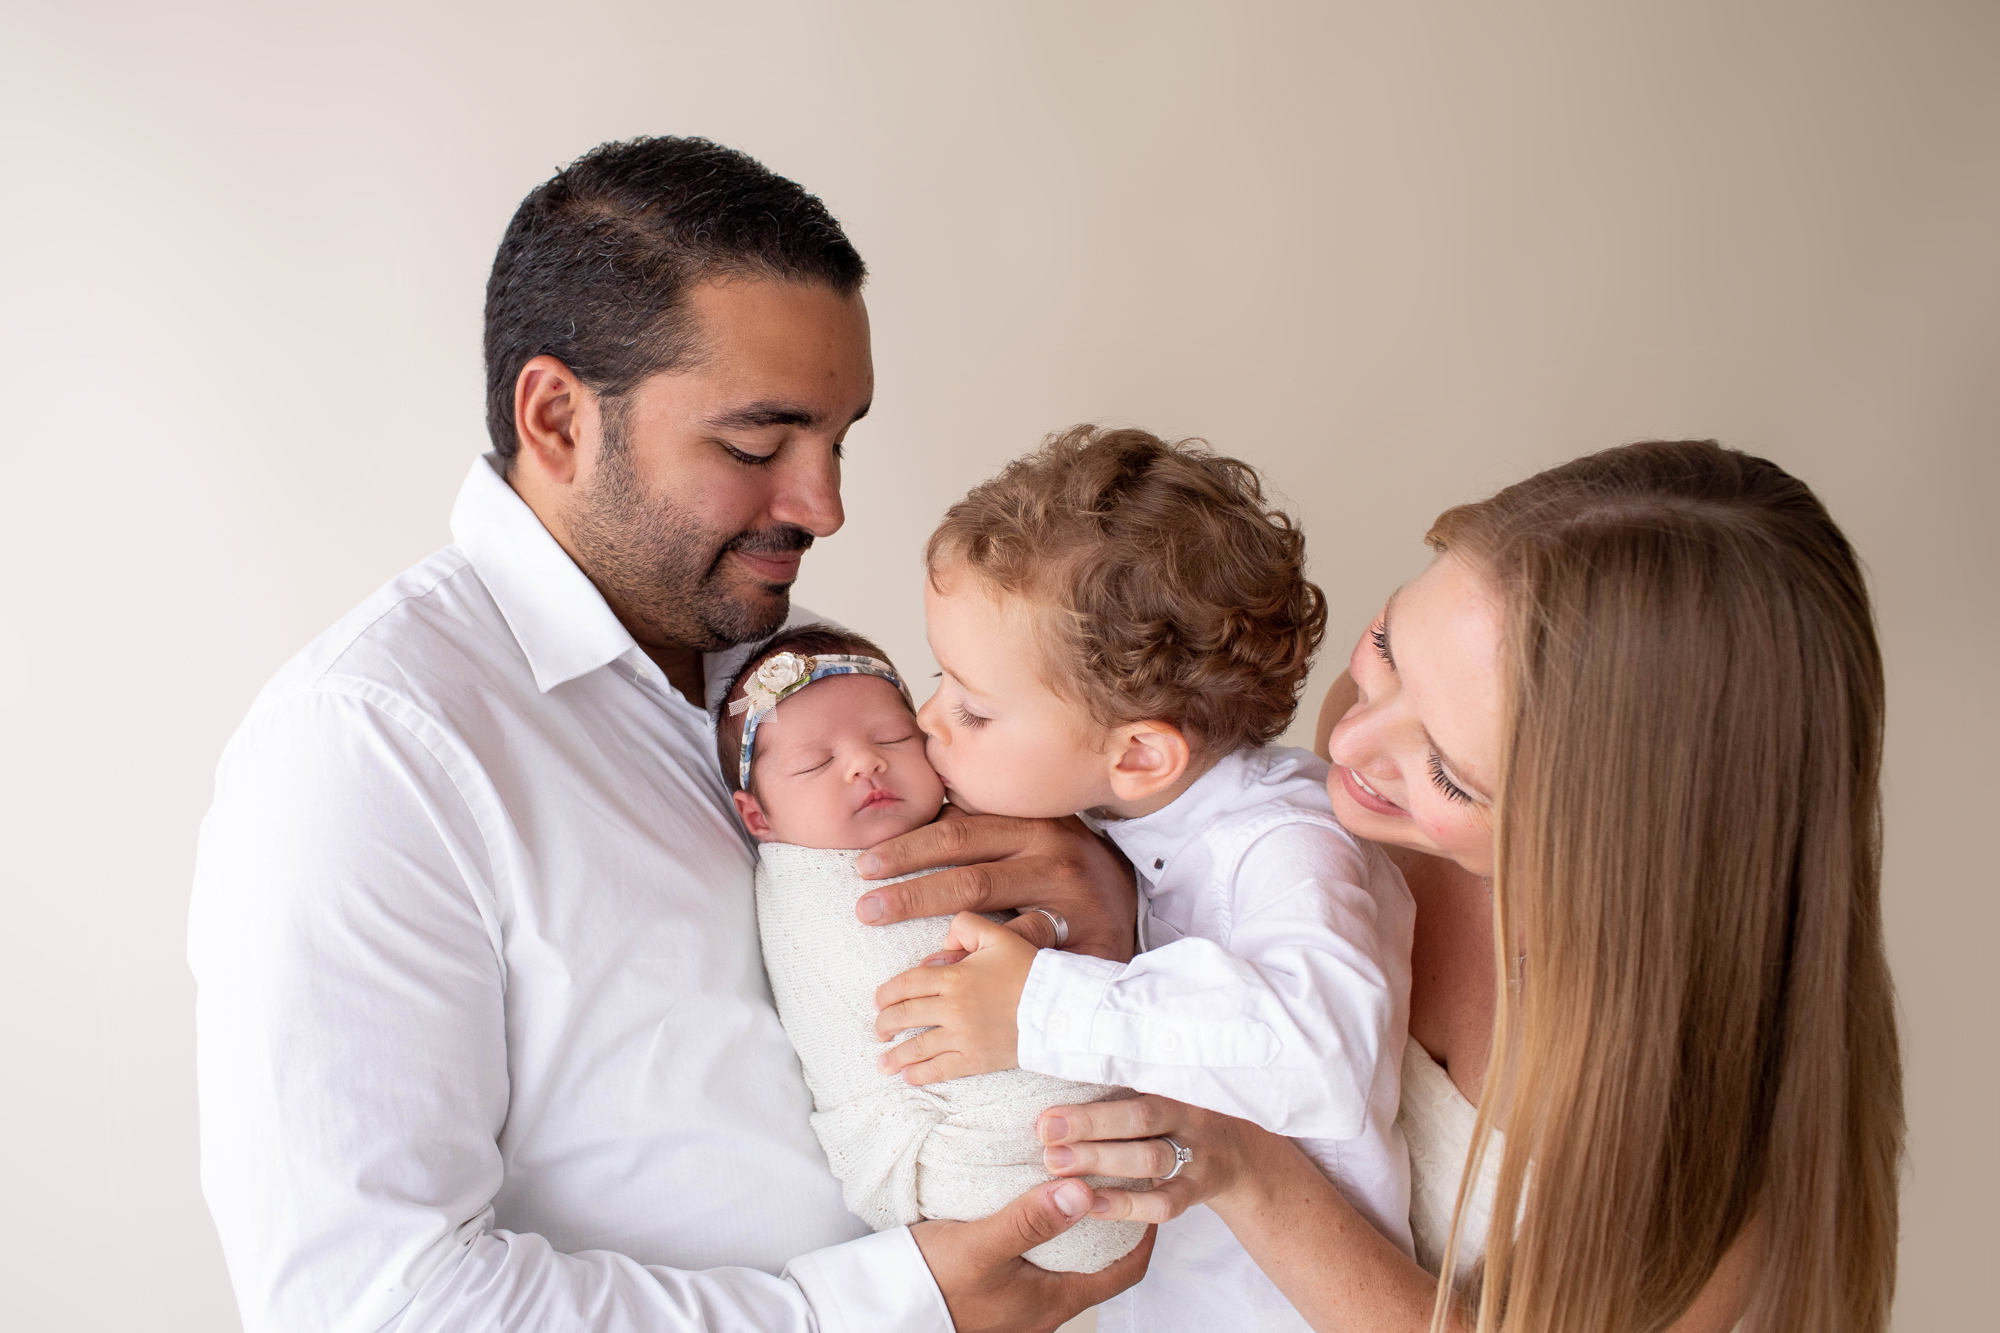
[1097,748,1265,885]
[450,454,639,694]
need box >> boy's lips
[1339,764,1409,819]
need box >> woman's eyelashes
[1426,751,1473,804]
[1370,619,1394,669]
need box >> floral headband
[727,650,912,789]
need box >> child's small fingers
[875,1005,940,1046]
[873,964,950,1012]
[900,1057,952,1087]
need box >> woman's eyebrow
[1423,724,1490,799]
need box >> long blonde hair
[1430,441,1901,1333]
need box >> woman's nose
[1327,694,1394,776]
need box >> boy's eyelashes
[951,703,990,730]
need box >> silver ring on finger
[1159,1136,1193,1181]
[1025,907,1069,949]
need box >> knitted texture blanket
[755,842,1147,1273]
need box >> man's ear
[1105,721,1192,804]
[733,789,776,842]
[512,353,592,486]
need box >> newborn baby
[718,623,1144,1274]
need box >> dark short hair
[715,623,907,793]
[483,136,867,464]
[927,426,1327,765]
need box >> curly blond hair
[926,425,1326,763]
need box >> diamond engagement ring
[1025,907,1069,949]
[1159,1136,1193,1181]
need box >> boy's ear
[733,789,775,842]
[1105,721,1192,804]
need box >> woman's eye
[1427,752,1472,805]
[1369,620,1394,668]
[951,704,989,731]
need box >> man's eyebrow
[703,399,873,432]
[703,401,819,430]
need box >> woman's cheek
[1417,803,1495,875]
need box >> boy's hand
[875,912,1035,1084]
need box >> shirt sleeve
[189,687,949,1333]
[1013,823,1401,1141]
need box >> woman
[1044,440,1903,1332]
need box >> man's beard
[565,426,815,653]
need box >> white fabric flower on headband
[733,651,814,719]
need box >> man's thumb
[970,1179,1094,1262]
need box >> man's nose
[771,445,844,538]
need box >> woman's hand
[853,812,1140,961]
[1035,1094,1272,1223]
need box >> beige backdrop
[2,3,1993,1329]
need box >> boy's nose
[916,691,948,746]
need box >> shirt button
[1157,1031,1181,1054]
[1153,858,1164,870]
[1046,1012,1071,1038]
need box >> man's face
[565,277,874,652]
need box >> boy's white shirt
[1017,745,1417,1330]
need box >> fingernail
[1040,1115,1068,1143]
[1089,1194,1112,1216]
[1052,1180,1090,1218]
[857,895,885,923]
[1045,1145,1075,1170]
[877,1052,890,1070]
[856,852,881,877]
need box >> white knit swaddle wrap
[755,843,1147,1273]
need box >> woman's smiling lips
[1339,764,1410,819]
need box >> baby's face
[733,674,946,849]
[916,565,1118,818]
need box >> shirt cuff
[1016,948,1121,1083]
[783,1225,951,1333]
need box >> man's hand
[855,813,1139,962]
[911,1178,1154,1333]
[875,913,1032,1083]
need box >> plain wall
[2,3,1993,1328]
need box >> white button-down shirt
[1016,747,1416,1331]
[189,457,951,1333]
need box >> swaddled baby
[717,623,1145,1274]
